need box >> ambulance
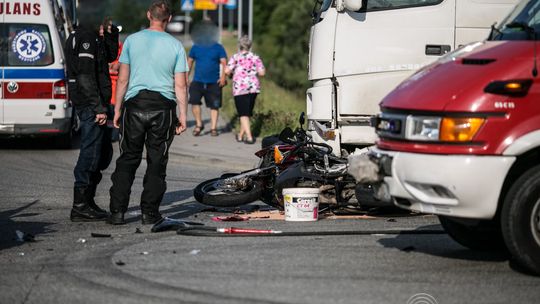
[1,0,73,148]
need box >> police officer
[65,8,119,222]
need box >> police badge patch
[82,43,90,50]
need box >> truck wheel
[501,165,540,275]
[439,216,506,251]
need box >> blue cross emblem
[19,35,40,55]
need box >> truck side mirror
[343,0,363,11]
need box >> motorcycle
[193,114,371,211]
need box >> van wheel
[501,165,540,275]
[438,216,506,251]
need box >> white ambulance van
[1,0,73,148]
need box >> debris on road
[189,249,201,255]
[15,230,35,242]
[76,238,86,243]
[322,214,375,220]
[211,215,249,222]
[91,233,111,238]
[115,260,125,266]
[18,252,25,256]
[135,228,143,234]
[141,251,149,255]
[401,246,416,252]
[151,217,204,233]
[387,218,397,222]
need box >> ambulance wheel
[501,165,540,275]
[438,216,506,251]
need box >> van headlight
[405,116,441,141]
[405,116,485,142]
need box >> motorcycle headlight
[274,146,284,164]
[405,116,441,141]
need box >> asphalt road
[1,135,539,304]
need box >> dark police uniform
[64,26,118,221]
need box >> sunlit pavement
[0,108,539,303]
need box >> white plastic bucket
[283,188,320,222]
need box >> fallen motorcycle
[193,113,367,211]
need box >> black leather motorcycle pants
[109,90,177,214]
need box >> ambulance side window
[7,24,54,66]
[0,24,6,66]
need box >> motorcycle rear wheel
[194,176,264,207]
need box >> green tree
[254,0,312,93]
[110,0,148,33]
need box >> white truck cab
[1,0,73,147]
[307,0,519,156]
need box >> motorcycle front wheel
[193,176,264,207]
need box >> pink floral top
[227,51,265,96]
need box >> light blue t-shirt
[120,29,188,101]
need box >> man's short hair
[148,0,171,22]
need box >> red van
[367,0,540,274]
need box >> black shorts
[234,93,258,117]
[188,81,222,109]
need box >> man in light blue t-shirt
[108,0,189,225]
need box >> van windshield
[490,0,540,41]
[3,24,54,66]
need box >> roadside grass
[220,34,306,137]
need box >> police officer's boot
[141,210,163,225]
[70,187,108,222]
[87,184,108,217]
[107,212,126,225]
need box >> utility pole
[184,10,190,43]
[248,0,253,41]
[228,7,233,32]
[237,0,242,38]
[218,4,223,43]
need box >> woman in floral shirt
[225,36,265,144]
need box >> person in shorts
[225,36,265,144]
[187,23,227,137]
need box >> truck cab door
[334,0,456,117]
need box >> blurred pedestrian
[225,36,265,144]
[108,0,188,225]
[187,21,227,137]
[99,17,121,144]
[108,32,123,142]
[64,8,119,222]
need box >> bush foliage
[254,0,313,93]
